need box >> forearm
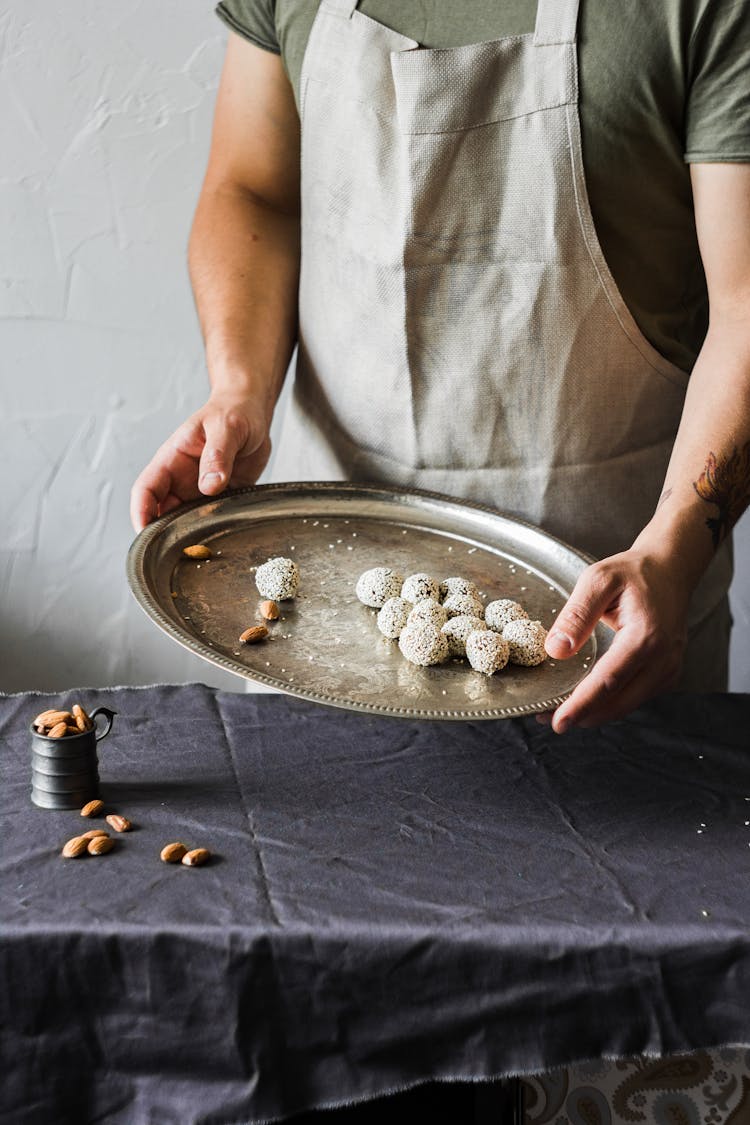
[545,326,750,731]
[131,38,302,531]
[188,183,300,429]
[633,316,750,588]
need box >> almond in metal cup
[30,707,116,810]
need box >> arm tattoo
[693,441,750,548]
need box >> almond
[80,799,104,818]
[259,600,280,621]
[160,842,188,864]
[33,709,58,725]
[34,709,73,728]
[181,848,211,867]
[87,836,115,855]
[48,721,68,739]
[106,814,132,833]
[183,544,212,560]
[72,703,92,732]
[64,724,82,737]
[81,829,109,840]
[62,836,89,858]
[239,625,268,645]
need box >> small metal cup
[31,770,102,794]
[31,753,100,777]
[30,707,116,810]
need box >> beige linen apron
[273,0,732,672]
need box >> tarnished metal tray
[127,482,611,720]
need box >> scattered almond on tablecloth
[181,848,211,867]
[160,842,188,864]
[61,836,90,859]
[106,814,132,833]
[43,740,216,867]
[80,799,105,818]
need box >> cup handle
[90,707,117,742]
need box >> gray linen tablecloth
[2,685,750,1124]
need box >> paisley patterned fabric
[523,1050,750,1125]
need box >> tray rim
[127,481,610,721]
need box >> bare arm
[546,163,750,731]
[130,35,300,531]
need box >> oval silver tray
[127,482,611,720]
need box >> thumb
[546,566,618,660]
[198,414,248,495]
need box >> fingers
[550,628,641,732]
[228,434,272,489]
[130,402,271,530]
[545,565,620,660]
[129,440,200,533]
[130,490,156,534]
[549,622,683,733]
[159,493,184,517]
[552,656,675,733]
[539,553,687,732]
[130,461,173,533]
[198,412,250,495]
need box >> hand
[130,393,272,532]
[542,549,691,732]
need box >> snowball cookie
[484,599,529,632]
[376,597,413,639]
[400,573,440,603]
[443,592,485,620]
[407,598,448,630]
[441,614,487,658]
[398,622,449,667]
[439,576,480,602]
[465,630,510,675]
[255,557,299,601]
[356,567,404,608]
[502,619,548,666]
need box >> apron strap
[533,0,580,45]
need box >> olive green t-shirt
[216,0,750,372]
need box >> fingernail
[200,471,223,488]
[547,630,573,652]
[556,717,571,735]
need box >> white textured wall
[2,1,749,694]
[1,0,240,691]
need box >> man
[131,0,750,734]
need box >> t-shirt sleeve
[215,0,280,55]
[685,0,750,161]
